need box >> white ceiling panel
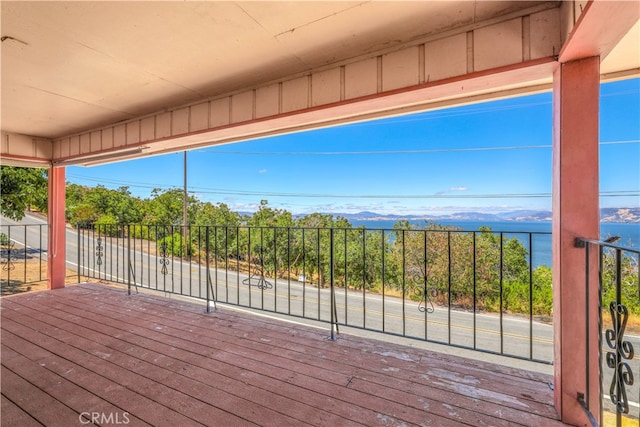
[2,1,637,142]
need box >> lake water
[349,220,639,268]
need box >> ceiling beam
[559,0,640,63]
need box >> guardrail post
[127,225,132,295]
[77,225,81,283]
[205,226,213,313]
[329,228,338,341]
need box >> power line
[183,190,640,199]
[202,145,551,156]
[65,173,639,200]
[197,139,638,156]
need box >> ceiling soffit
[2,1,557,141]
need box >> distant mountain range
[319,208,640,223]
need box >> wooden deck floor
[1,283,565,426]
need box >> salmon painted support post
[47,166,66,289]
[552,56,601,426]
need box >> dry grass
[0,260,85,296]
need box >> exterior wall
[1,132,52,167]
[51,6,561,163]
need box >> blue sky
[67,78,640,215]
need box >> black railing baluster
[145,226,148,287]
[274,227,278,312]
[77,224,80,283]
[344,228,348,325]
[7,226,11,285]
[188,225,192,296]
[302,228,306,318]
[402,229,406,337]
[362,229,366,329]
[172,225,176,293]
[236,226,240,305]
[22,226,26,284]
[127,225,131,294]
[447,231,451,345]
[197,226,202,298]
[382,229,386,333]
[598,244,605,426]
[584,242,591,411]
[78,228,85,277]
[499,232,504,355]
[260,227,265,310]
[317,228,321,321]
[206,226,211,312]
[91,225,96,276]
[154,225,158,290]
[248,227,252,307]
[424,229,428,340]
[332,228,337,341]
[287,227,291,315]
[218,226,222,301]
[473,232,477,350]
[529,232,533,360]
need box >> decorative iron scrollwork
[1,241,15,271]
[242,258,272,289]
[242,274,273,290]
[242,257,273,290]
[412,273,437,314]
[95,237,103,266]
[159,241,169,275]
[605,301,635,414]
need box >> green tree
[144,188,190,226]
[385,222,549,315]
[244,200,294,277]
[601,247,640,316]
[0,166,48,220]
[192,202,243,261]
[67,184,143,228]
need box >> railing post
[77,225,81,283]
[204,226,216,313]
[573,237,640,427]
[329,228,338,341]
[206,226,211,312]
[127,225,131,295]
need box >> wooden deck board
[1,390,44,427]
[1,283,565,427]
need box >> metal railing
[576,237,640,427]
[0,223,48,292]
[78,223,553,363]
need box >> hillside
[329,208,639,223]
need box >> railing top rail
[90,222,552,235]
[575,237,640,255]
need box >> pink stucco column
[552,56,600,425]
[48,166,66,289]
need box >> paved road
[3,213,640,413]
